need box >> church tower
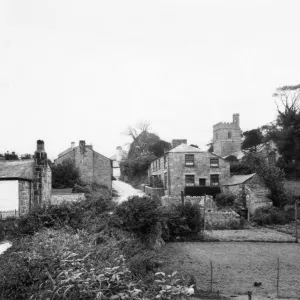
[213,113,242,157]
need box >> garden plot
[161,242,300,298]
[205,228,296,242]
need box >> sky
[1,0,300,160]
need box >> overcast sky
[1,0,300,160]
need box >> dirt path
[0,242,11,255]
[161,242,300,299]
[112,180,145,203]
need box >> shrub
[51,159,80,189]
[252,207,291,225]
[215,193,236,208]
[114,196,162,238]
[163,202,203,241]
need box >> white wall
[0,180,18,211]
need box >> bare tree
[122,125,138,140]
[136,120,151,132]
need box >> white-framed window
[210,158,219,168]
[185,175,195,186]
[185,154,194,166]
[210,174,219,186]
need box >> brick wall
[18,180,32,216]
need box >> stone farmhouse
[148,141,230,197]
[54,141,112,192]
[0,140,51,216]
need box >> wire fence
[0,210,18,219]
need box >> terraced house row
[148,141,230,196]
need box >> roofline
[150,150,228,163]
[0,177,32,182]
[222,173,257,186]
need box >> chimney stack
[71,142,75,149]
[79,140,86,154]
[34,140,47,166]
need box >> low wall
[50,193,86,205]
[161,195,216,210]
[144,186,165,197]
[206,210,242,229]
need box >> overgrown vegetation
[0,191,198,299]
[51,159,81,189]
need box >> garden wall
[50,193,86,205]
[144,185,165,197]
[205,210,242,229]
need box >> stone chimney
[33,140,51,209]
[171,139,187,148]
[79,140,86,154]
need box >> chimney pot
[36,140,45,152]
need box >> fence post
[277,258,280,297]
[181,191,185,206]
[210,260,213,293]
[295,200,298,243]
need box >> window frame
[210,174,220,186]
[210,158,219,168]
[199,178,206,186]
[185,174,195,186]
[185,154,195,167]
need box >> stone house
[222,173,272,214]
[54,141,112,192]
[148,143,230,197]
[0,140,52,216]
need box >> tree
[272,84,300,163]
[4,151,19,160]
[190,144,199,148]
[241,128,263,152]
[51,159,80,189]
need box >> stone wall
[213,114,242,157]
[205,210,242,229]
[18,180,32,216]
[144,186,165,197]
[149,152,230,197]
[168,152,230,196]
[51,193,86,205]
[161,195,216,209]
[55,144,112,192]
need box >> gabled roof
[222,173,256,186]
[0,160,34,181]
[169,144,204,153]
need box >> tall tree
[241,128,263,152]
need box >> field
[161,241,300,298]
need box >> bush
[51,159,80,189]
[163,202,203,241]
[252,207,291,225]
[215,193,236,208]
[115,196,162,239]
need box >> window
[210,158,219,167]
[185,154,194,166]
[155,160,157,170]
[185,175,195,186]
[210,174,219,186]
[158,158,160,169]
[228,131,232,139]
[164,156,167,168]
[164,172,167,190]
[199,178,206,186]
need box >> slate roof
[0,160,34,180]
[222,173,256,186]
[169,144,204,153]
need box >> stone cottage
[54,141,112,192]
[0,140,52,216]
[222,173,272,214]
[148,142,230,197]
